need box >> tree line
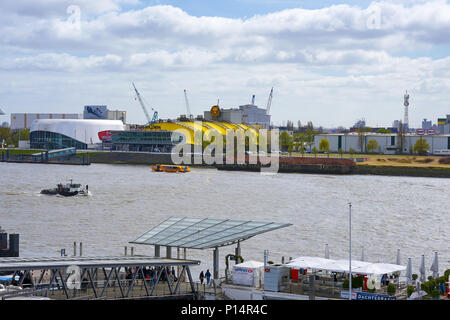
[0,128,30,147]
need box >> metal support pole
[264,249,268,267]
[213,247,219,280]
[155,245,160,257]
[177,247,180,282]
[124,246,127,256]
[79,242,82,257]
[166,246,172,259]
[349,202,352,301]
[235,242,241,264]
[183,248,187,282]
[309,275,315,300]
[131,246,134,256]
[74,242,77,256]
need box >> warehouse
[11,113,82,130]
[314,133,450,155]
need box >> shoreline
[2,150,450,178]
[86,152,450,178]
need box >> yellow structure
[145,120,260,146]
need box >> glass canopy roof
[131,216,292,249]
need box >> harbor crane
[184,89,193,120]
[266,87,273,115]
[132,82,158,125]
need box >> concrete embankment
[86,152,450,178]
[354,165,450,178]
[216,157,355,174]
[88,152,175,165]
[216,163,353,174]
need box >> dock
[0,256,200,300]
[1,148,90,165]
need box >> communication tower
[403,90,410,132]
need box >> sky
[1,0,450,128]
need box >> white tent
[232,260,264,287]
[353,263,406,275]
[285,256,406,275]
[287,256,334,270]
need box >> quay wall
[88,152,174,165]
[354,165,450,178]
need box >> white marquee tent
[285,256,406,275]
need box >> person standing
[199,271,204,284]
[205,269,211,285]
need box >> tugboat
[40,180,89,197]
[152,164,190,173]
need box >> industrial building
[30,119,125,149]
[314,133,450,155]
[107,130,184,152]
[437,115,450,134]
[10,106,127,131]
[203,104,270,128]
[83,105,126,123]
[11,113,82,130]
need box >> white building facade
[314,133,450,155]
[30,119,125,149]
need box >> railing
[2,278,196,300]
[1,267,198,300]
[221,274,408,300]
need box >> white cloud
[1,1,450,127]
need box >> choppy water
[0,162,448,278]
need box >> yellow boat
[152,164,190,173]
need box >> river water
[1,162,448,278]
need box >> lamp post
[349,202,352,300]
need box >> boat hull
[152,164,190,173]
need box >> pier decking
[0,256,200,300]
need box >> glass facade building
[30,131,87,150]
[109,130,183,152]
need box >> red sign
[264,268,270,272]
[427,129,435,135]
[416,129,424,135]
[98,130,112,141]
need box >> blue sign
[84,105,108,119]
[341,291,396,300]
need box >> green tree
[279,131,292,152]
[312,146,318,158]
[366,139,379,153]
[0,127,11,141]
[293,133,306,156]
[357,126,366,153]
[304,129,315,152]
[414,138,430,155]
[387,283,396,296]
[319,138,330,156]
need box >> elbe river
[1,162,448,278]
